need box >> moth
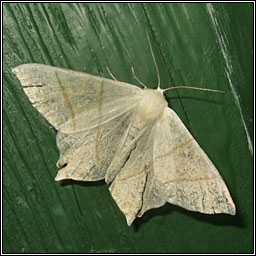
[12,34,235,226]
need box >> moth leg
[106,66,118,81]
[131,66,147,89]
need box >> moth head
[136,88,167,121]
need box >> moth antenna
[131,66,147,88]
[106,66,117,81]
[146,31,160,89]
[164,86,225,93]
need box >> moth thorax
[136,88,167,121]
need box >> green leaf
[3,3,253,253]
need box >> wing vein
[55,71,76,131]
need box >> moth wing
[55,110,136,181]
[109,122,155,226]
[139,107,236,217]
[12,63,141,133]
[13,63,142,181]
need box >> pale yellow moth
[12,34,235,226]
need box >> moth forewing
[151,108,235,216]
